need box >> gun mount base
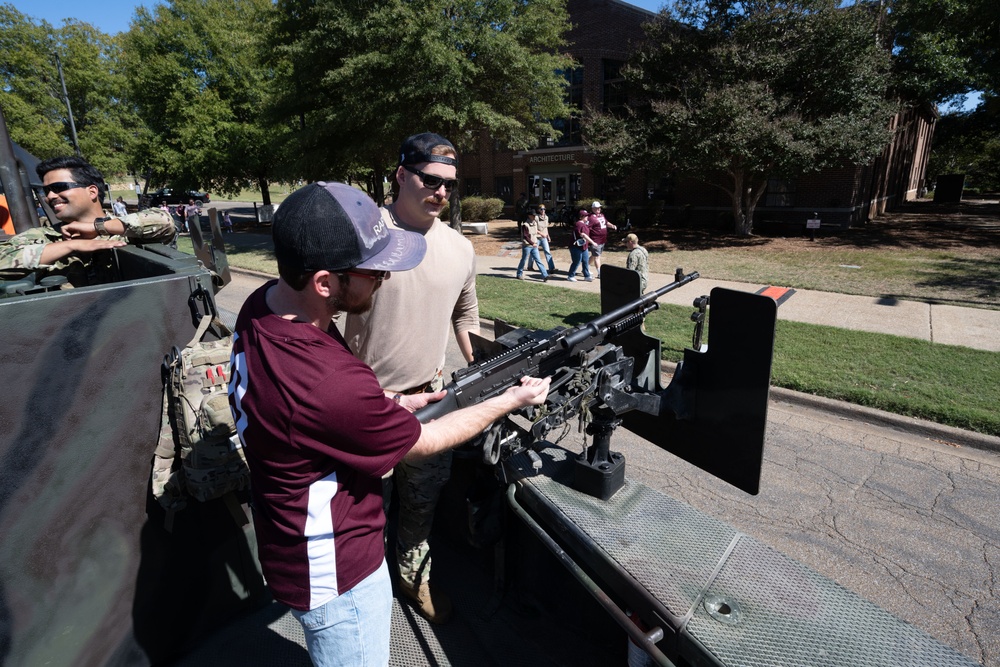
[574,416,625,500]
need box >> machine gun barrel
[561,268,699,351]
[415,269,700,424]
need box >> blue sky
[9,0,667,34]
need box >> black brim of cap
[355,227,427,271]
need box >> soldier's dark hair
[36,156,107,203]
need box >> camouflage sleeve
[0,227,62,272]
[119,209,176,243]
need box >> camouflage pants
[395,449,453,587]
[395,372,448,587]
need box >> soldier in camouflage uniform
[0,156,174,281]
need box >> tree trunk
[258,177,271,206]
[448,189,462,232]
[730,171,752,237]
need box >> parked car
[145,188,211,207]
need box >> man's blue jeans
[528,236,556,272]
[568,245,591,279]
[516,246,548,279]
[290,559,391,667]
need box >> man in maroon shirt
[228,181,550,666]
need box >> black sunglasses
[43,181,88,195]
[341,270,390,286]
[402,165,458,193]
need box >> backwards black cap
[398,132,458,167]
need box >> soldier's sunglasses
[402,165,458,193]
[43,181,87,195]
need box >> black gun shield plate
[600,265,664,392]
[600,268,777,495]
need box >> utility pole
[53,53,82,157]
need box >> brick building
[460,0,936,230]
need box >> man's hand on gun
[398,376,550,415]
[505,375,551,408]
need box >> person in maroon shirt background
[228,181,549,667]
[587,200,617,279]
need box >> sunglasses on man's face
[43,181,88,195]
[402,165,458,193]
[341,270,390,287]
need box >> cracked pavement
[619,398,1000,666]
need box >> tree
[0,6,138,179]
[882,0,1000,106]
[121,0,284,203]
[587,0,896,236]
[55,21,138,176]
[268,0,574,211]
[0,6,67,157]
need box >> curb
[765,385,1000,454]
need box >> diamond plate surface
[516,446,737,617]
[512,446,980,667]
[684,537,980,667]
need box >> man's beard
[326,292,374,315]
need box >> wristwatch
[94,217,111,238]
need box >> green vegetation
[476,276,1000,437]
[599,246,1000,309]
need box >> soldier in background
[0,156,174,279]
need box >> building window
[464,178,481,197]
[553,67,583,147]
[764,179,796,207]
[494,176,513,204]
[603,59,627,115]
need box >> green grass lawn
[476,276,1000,437]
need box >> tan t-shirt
[342,208,479,392]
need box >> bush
[461,196,505,221]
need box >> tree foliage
[0,5,133,175]
[268,0,574,203]
[121,0,283,201]
[882,0,1000,105]
[587,0,896,236]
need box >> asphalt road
[216,270,999,666]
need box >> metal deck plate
[511,445,979,667]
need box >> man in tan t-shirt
[343,133,478,624]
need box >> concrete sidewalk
[476,254,1000,352]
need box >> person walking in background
[515,209,549,282]
[566,209,594,282]
[184,199,201,233]
[625,233,649,292]
[174,203,187,233]
[530,205,556,274]
[515,192,529,224]
[112,196,128,218]
[587,201,616,279]
[222,210,234,233]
